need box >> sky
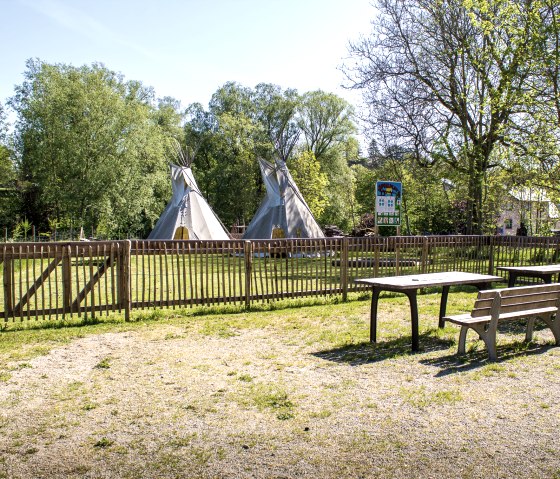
[0,0,375,117]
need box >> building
[496,188,559,236]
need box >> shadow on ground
[312,330,454,366]
[313,322,558,376]
[421,341,557,376]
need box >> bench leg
[476,325,497,361]
[525,318,535,342]
[539,314,560,345]
[486,342,498,361]
[459,324,498,361]
[458,326,469,355]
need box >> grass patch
[94,357,111,369]
[93,437,114,448]
[235,381,295,420]
[400,386,463,408]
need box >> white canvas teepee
[148,163,230,240]
[243,158,324,239]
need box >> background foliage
[1,1,559,239]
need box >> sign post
[375,181,402,234]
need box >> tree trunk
[466,154,485,235]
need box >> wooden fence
[2,235,560,323]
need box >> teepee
[148,146,230,241]
[243,158,324,239]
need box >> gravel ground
[1,302,560,479]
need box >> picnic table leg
[438,285,450,328]
[508,273,517,288]
[404,290,420,352]
[369,287,381,343]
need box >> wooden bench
[443,284,560,360]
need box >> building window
[505,219,513,229]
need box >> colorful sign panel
[375,181,402,226]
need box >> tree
[346,0,549,234]
[289,150,329,219]
[208,81,255,118]
[186,83,268,227]
[202,112,264,227]
[0,101,19,231]
[0,101,13,184]
[185,84,363,231]
[296,91,358,230]
[297,91,356,161]
[10,59,177,237]
[253,83,300,162]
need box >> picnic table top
[496,264,560,274]
[354,271,503,290]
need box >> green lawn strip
[0,290,481,364]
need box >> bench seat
[443,284,560,360]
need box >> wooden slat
[3,246,13,320]
[89,245,95,317]
[471,284,560,318]
[475,290,560,309]
[188,242,194,307]
[170,242,176,308]
[110,243,116,312]
[80,245,86,317]
[12,256,62,316]
[448,307,557,326]
[69,254,113,312]
[141,241,146,310]
[53,245,59,320]
[477,284,560,300]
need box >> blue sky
[0,0,374,114]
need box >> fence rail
[2,235,560,323]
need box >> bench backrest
[471,283,560,318]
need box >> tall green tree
[346,0,551,234]
[10,59,177,237]
[202,112,264,227]
[0,101,13,183]
[289,150,329,219]
[297,91,357,230]
[297,91,356,161]
[185,83,362,231]
[0,101,19,231]
[253,83,300,162]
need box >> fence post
[3,246,13,319]
[395,237,400,275]
[488,236,495,275]
[62,245,72,315]
[421,236,429,274]
[122,240,132,321]
[244,240,253,308]
[341,237,349,301]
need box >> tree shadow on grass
[312,331,454,366]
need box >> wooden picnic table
[496,264,560,287]
[355,272,504,352]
